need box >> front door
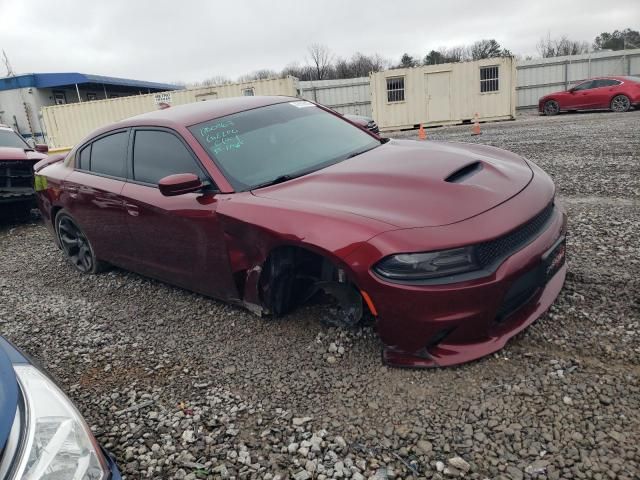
[565,80,595,109]
[425,72,451,122]
[121,128,237,299]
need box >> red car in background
[34,96,567,368]
[539,76,640,115]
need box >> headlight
[374,246,479,280]
[12,365,108,480]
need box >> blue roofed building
[0,72,182,143]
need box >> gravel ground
[1,110,639,480]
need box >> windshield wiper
[252,174,296,190]
[346,145,379,159]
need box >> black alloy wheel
[56,213,103,273]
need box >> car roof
[581,76,629,81]
[122,95,297,128]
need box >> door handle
[124,203,139,217]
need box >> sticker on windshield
[289,101,316,108]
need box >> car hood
[0,339,19,454]
[0,147,47,161]
[252,139,533,228]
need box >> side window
[596,79,620,87]
[90,132,128,178]
[133,130,205,185]
[77,145,91,170]
[572,81,594,91]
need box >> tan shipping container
[41,76,300,148]
[370,57,516,131]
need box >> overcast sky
[2,0,638,84]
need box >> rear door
[63,130,135,264]
[589,79,622,108]
[120,127,236,299]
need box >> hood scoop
[445,161,483,183]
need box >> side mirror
[568,88,576,94]
[158,173,203,196]
[35,144,49,153]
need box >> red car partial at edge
[34,96,567,368]
[539,76,640,115]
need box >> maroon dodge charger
[34,96,567,368]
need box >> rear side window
[133,130,204,184]
[77,145,91,170]
[595,79,621,87]
[89,132,127,178]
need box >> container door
[425,72,452,122]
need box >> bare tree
[188,75,230,87]
[537,34,590,58]
[237,69,278,82]
[281,62,315,80]
[319,52,388,79]
[307,43,333,80]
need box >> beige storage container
[41,76,299,148]
[370,57,516,131]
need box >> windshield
[189,101,380,190]
[0,130,29,149]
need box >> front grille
[0,160,37,200]
[0,160,36,190]
[476,202,555,269]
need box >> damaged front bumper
[348,200,567,368]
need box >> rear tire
[543,100,560,116]
[55,211,106,274]
[610,95,630,112]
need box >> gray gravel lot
[1,110,639,480]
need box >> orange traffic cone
[418,124,427,140]
[471,113,481,135]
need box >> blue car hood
[0,338,19,454]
